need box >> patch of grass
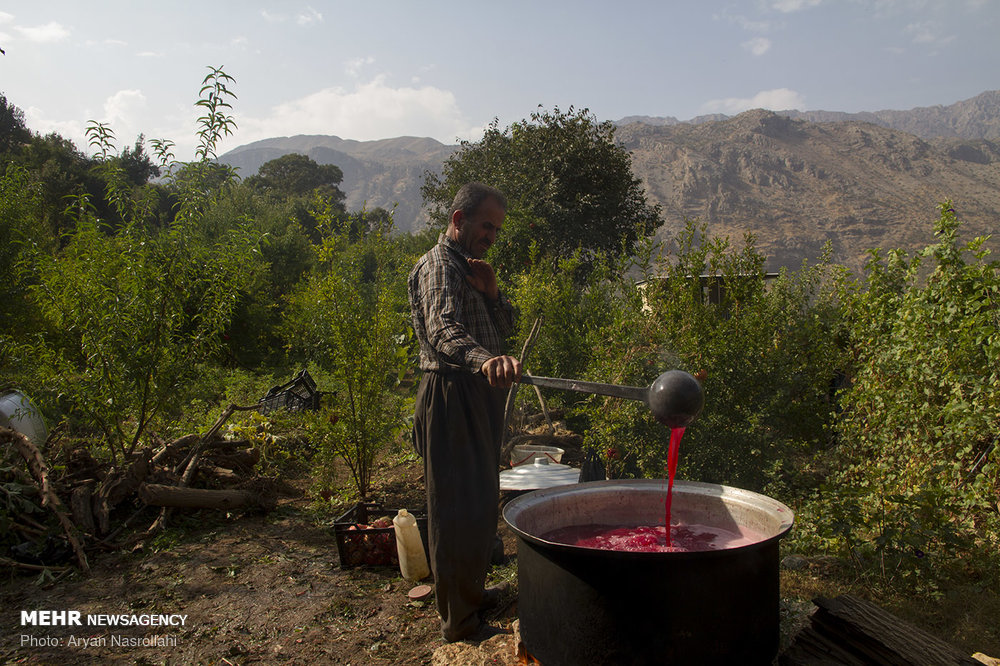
[148,528,185,553]
[487,558,517,591]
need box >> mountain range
[219,90,1000,274]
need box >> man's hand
[481,355,522,389]
[466,258,499,301]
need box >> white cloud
[296,6,323,26]
[57,90,152,152]
[904,21,934,43]
[259,8,321,26]
[232,76,480,145]
[742,37,772,56]
[14,21,70,43]
[713,9,772,32]
[345,56,375,77]
[104,90,147,127]
[702,88,806,114]
[0,11,14,24]
[770,0,821,12]
[904,21,955,46]
[25,94,193,159]
[24,106,88,149]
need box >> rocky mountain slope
[220,134,457,230]
[218,91,1000,274]
[618,110,1000,273]
[780,90,1000,140]
[617,90,1000,141]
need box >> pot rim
[502,479,794,558]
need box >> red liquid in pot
[541,523,763,553]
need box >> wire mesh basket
[258,369,322,414]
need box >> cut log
[139,483,273,511]
[70,481,96,535]
[93,492,110,536]
[92,447,152,535]
[780,594,979,665]
[141,402,262,538]
[205,438,252,451]
[0,555,72,573]
[100,448,152,508]
[200,465,240,482]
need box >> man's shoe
[479,582,511,611]
[464,622,508,643]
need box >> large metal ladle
[518,369,705,429]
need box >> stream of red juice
[664,426,685,547]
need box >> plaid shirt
[408,234,515,373]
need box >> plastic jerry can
[393,509,430,581]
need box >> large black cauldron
[503,479,794,665]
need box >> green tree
[10,66,263,462]
[1,93,31,155]
[422,106,661,279]
[515,221,844,491]
[0,165,49,339]
[10,132,100,239]
[246,153,346,204]
[118,134,161,186]
[284,206,411,499]
[200,184,317,367]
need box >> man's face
[454,197,505,259]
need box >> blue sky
[1,0,997,160]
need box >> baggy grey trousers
[413,370,504,641]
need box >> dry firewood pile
[1,404,289,576]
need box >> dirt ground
[1,455,524,666]
[3,445,996,665]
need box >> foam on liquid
[541,522,763,553]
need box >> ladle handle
[519,374,648,404]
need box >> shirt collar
[439,233,472,260]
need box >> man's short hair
[451,182,507,219]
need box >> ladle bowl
[648,369,705,428]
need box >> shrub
[6,66,263,462]
[577,222,844,491]
[283,206,412,498]
[806,203,1000,589]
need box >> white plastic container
[393,509,430,582]
[0,390,48,445]
[510,443,565,467]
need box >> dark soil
[1,456,520,665]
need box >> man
[408,182,522,642]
